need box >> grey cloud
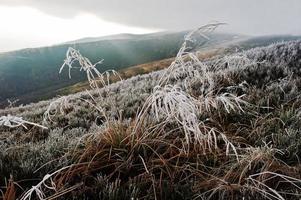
[2,0,301,35]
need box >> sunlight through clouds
[0,6,159,52]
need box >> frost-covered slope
[1,40,301,199]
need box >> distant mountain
[61,31,191,45]
[236,35,301,50]
[0,31,243,107]
[62,33,140,44]
[0,31,191,107]
[0,31,299,108]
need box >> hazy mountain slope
[235,34,301,50]
[51,34,301,100]
[0,32,186,106]
[0,32,240,107]
[51,42,235,97]
[61,33,139,44]
[1,33,300,109]
[62,32,175,44]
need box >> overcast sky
[0,0,300,52]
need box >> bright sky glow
[0,6,158,52]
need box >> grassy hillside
[56,44,229,95]
[2,30,299,109]
[50,35,301,98]
[0,39,301,199]
[238,35,301,49]
[0,31,241,108]
[0,32,186,107]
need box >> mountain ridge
[1,33,300,108]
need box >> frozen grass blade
[0,114,48,129]
[159,23,225,86]
[43,96,72,123]
[211,53,260,72]
[20,165,73,200]
[60,47,122,90]
[246,171,301,200]
[134,84,201,145]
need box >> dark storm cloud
[2,0,301,35]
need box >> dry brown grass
[2,177,16,200]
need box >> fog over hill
[0,31,243,107]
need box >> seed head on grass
[159,23,225,86]
[136,84,238,156]
[197,92,249,114]
[135,24,241,155]
[60,47,104,80]
[46,45,125,124]
[59,47,122,90]
[43,96,72,123]
[147,85,201,143]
